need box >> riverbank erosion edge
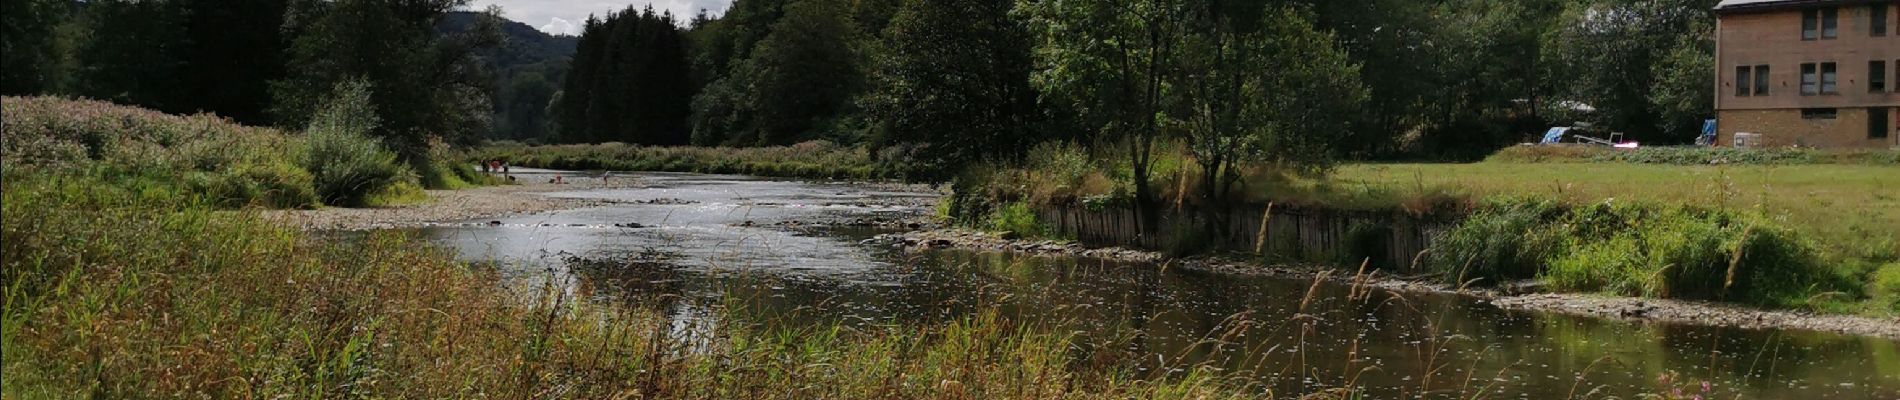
[868,229,1900,339]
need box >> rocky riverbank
[866,229,1900,339]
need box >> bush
[301,80,414,207]
[1870,263,1900,314]
[1,96,312,209]
[303,128,410,207]
[986,202,1049,239]
[188,163,319,209]
[1434,198,1839,306]
[1422,198,1567,286]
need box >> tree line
[0,0,502,165]
[0,0,1719,168]
[547,0,1713,162]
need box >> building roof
[1715,0,1871,13]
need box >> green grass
[955,144,1898,314]
[1486,145,1900,165]
[469,141,891,180]
[1325,163,1899,259]
[2,96,494,210]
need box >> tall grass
[2,96,318,208]
[2,96,491,210]
[470,141,889,180]
[1423,198,1845,307]
[0,172,1277,398]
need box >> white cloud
[471,0,733,35]
[538,17,578,35]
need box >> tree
[1018,0,1188,233]
[1648,25,1714,138]
[272,0,499,161]
[71,0,188,111]
[1547,0,1717,143]
[1,0,64,94]
[555,6,695,144]
[1172,3,1365,232]
[864,0,1039,181]
[741,0,864,146]
[1410,0,1566,159]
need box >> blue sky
[469,0,733,35]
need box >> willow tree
[1017,0,1188,234]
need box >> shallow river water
[401,172,1900,399]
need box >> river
[392,171,1899,399]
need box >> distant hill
[438,11,575,140]
[439,11,578,74]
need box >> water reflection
[401,172,1898,399]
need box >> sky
[469,0,733,36]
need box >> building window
[1873,108,1891,139]
[1802,108,1838,119]
[1736,66,1752,96]
[1822,62,1838,94]
[1805,7,1840,39]
[1802,63,1819,95]
[1805,9,1820,39]
[1755,65,1771,95]
[1823,7,1839,38]
[1875,60,1889,93]
[1876,3,1890,37]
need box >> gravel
[262,179,639,231]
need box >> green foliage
[273,0,497,160]
[472,141,886,180]
[301,82,413,207]
[187,162,318,209]
[1423,198,1568,286]
[986,202,1049,239]
[1427,198,1840,306]
[1648,31,1715,137]
[690,0,867,147]
[1870,263,1900,314]
[1545,0,1717,142]
[1173,4,1366,204]
[0,0,64,94]
[1,172,1273,398]
[0,96,317,208]
[863,0,1038,182]
[556,6,695,144]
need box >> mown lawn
[1324,163,1900,257]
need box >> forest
[2,0,1718,165]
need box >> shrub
[986,202,1049,239]
[303,128,410,207]
[1438,198,1838,306]
[188,163,319,209]
[1870,263,1900,314]
[1,96,312,209]
[301,81,413,207]
[1422,198,1567,286]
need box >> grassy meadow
[468,141,892,180]
[1327,162,1899,255]
[955,142,1900,314]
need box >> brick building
[1715,0,1897,148]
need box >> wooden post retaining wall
[1036,204,1455,273]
